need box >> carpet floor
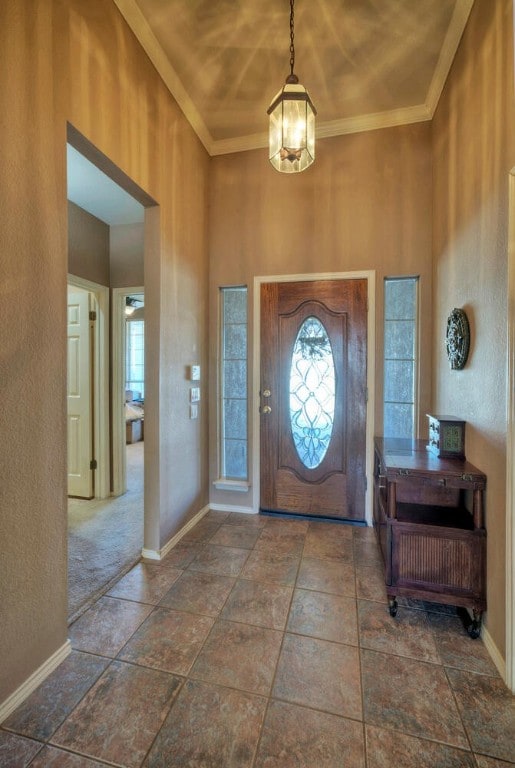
[67,441,144,622]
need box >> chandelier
[267,0,316,173]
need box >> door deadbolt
[262,389,271,398]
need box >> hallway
[1,512,513,767]
[68,442,144,621]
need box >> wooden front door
[260,279,367,521]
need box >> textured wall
[432,0,515,656]
[208,123,434,512]
[1,0,513,710]
[0,0,209,705]
[68,201,110,285]
[109,223,144,288]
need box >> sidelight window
[219,286,248,481]
[383,276,419,439]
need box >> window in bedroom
[218,286,248,485]
[126,319,145,399]
[383,276,419,439]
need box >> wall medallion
[446,308,470,370]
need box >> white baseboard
[209,502,255,515]
[141,548,161,561]
[482,625,507,681]
[141,503,257,561]
[141,505,211,561]
[160,504,211,558]
[0,640,71,724]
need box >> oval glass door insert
[289,316,336,469]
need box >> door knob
[262,389,271,398]
[262,405,272,414]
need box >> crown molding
[425,0,474,116]
[113,0,471,158]
[315,105,433,141]
[111,0,212,154]
[208,131,269,156]
[209,104,432,157]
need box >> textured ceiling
[113,0,474,155]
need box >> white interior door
[67,289,93,498]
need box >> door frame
[67,274,110,499]
[112,285,144,496]
[252,270,376,524]
[506,167,515,692]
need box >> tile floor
[1,511,514,767]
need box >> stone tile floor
[1,510,514,767]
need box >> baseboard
[141,504,211,561]
[209,502,255,515]
[141,548,161,561]
[0,640,71,724]
[481,625,506,681]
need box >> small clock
[427,414,466,460]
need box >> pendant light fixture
[267,0,316,173]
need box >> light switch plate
[190,404,198,419]
[190,387,200,403]
[190,364,200,381]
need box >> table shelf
[373,438,486,638]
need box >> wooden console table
[373,437,486,637]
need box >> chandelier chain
[289,0,295,76]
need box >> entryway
[66,280,146,621]
[66,126,152,621]
[254,271,375,525]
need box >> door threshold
[259,509,367,526]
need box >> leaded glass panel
[289,316,336,469]
[220,286,248,480]
[383,277,418,439]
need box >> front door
[260,279,367,521]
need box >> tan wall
[0,0,209,705]
[1,0,512,711]
[68,203,144,289]
[209,123,433,511]
[68,201,110,285]
[110,223,144,288]
[432,0,515,657]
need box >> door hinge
[364,475,368,491]
[365,387,368,402]
[89,311,97,321]
[90,459,97,470]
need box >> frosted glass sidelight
[289,316,336,469]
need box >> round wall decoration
[445,308,470,370]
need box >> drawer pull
[398,469,410,476]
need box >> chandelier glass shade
[267,1,316,173]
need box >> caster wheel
[388,599,398,617]
[467,621,481,639]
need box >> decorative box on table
[427,414,466,460]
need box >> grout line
[10,516,500,766]
[353,528,369,767]
[247,524,305,767]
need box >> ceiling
[67,145,145,225]
[68,1,473,223]
[112,0,474,156]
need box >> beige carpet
[68,442,144,622]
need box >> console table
[373,437,486,637]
